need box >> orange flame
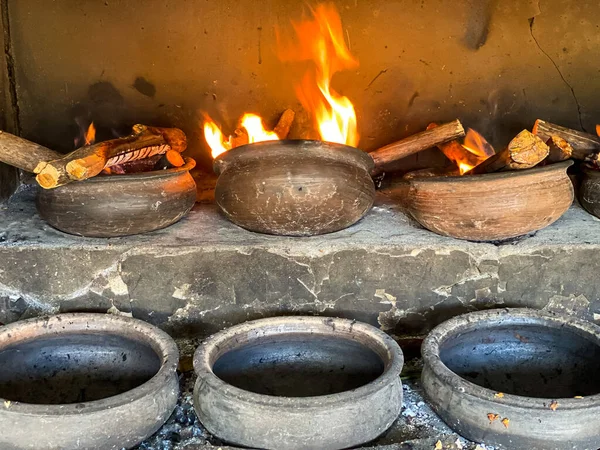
[85,122,96,146]
[456,128,495,174]
[203,113,279,159]
[277,3,358,147]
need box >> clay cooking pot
[578,164,600,219]
[37,157,197,237]
[213,140,375,236]
[404,160,574,241]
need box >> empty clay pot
[36,157,197,237]
[213,140,376,236]
[0,313,179,450]
[578,165,600,219]
[193,316,404,450]
[404,161,574,241]
[421,308,600,449]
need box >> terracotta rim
[194,316,404,408]
[422,308,600,410]
[409,160,573,185]
[78,157,196,183]
[213,140,374,175]
[0,313,179,416]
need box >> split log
[35,125,187,188]
[0,131,62,173]
[274,108,295,139]
[154,150,185,170]
[533,119,600,160]
[370,119,465,173]
[426,123,481,168]
[467,130,548,175]
[545,136,573,163]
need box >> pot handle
[0,131,62,173]
[369,120,465,174]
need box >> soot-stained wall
[6,0,600,173]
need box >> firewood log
[34,125,187,188]
[0,131,62,173]
[274,108,295,139]
[426,123,482,168]
[370,119,465,173]
[533,119,600,160]
[467,130,548,175]
[154,150,185,170]
[545,136,573,163]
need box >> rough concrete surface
[1,187,599,339]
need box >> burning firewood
[229,109,296,149]
[533,119,600,160]
[426,123,482,169]
[273,108,295,139]
[370,119,465,172]
[467,130,549,175]
[544,136,573,163]
[34,125,187,189]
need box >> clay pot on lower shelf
[36,157,197,237]
[193,316,404,450]
[578,165,600,219]
[421,308,600,449]
[404,161,574,241]
[0,313,180,450]
[213,140,376,236]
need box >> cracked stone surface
[1,187,600,339]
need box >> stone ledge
[1,187,600,337]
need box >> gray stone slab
[1,187,600,337]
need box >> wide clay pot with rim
[36,157,197,237]
[404,161,574,241]
[578,165,600,219]
[0,313,180,450]
[421,308,600,449]
[193,316,404,449]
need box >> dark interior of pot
[0,334,161,404]
[440,323,600,398]
[212,334,385,397]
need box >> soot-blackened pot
[579,165,600,219]
[0,313,179,450]
[405,161,574,241]
[421,308,600,449]
[213,140,376,236]
[37,157,197,237]
[193,316,404,449]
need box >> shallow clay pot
[405,161,574,241]
[37,157,196,237]
[578,165,600,219]
[0,313,179,450]
[421,308,600,449]
[193,316,404,450]
[213,140,375,236]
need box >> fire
[203,113,279,159]
[203,3,359,158]
[85,122,96,146]
[277,3,359,147]
[456,128,495,174]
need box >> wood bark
[545,136,573,163]
[467,130,548,175]
[274,109,295,139]
[533,119,600,160]
[0,130,62,172]
[370,119,465,173]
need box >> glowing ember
[277,3,358,147]
[457,128,495,174]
